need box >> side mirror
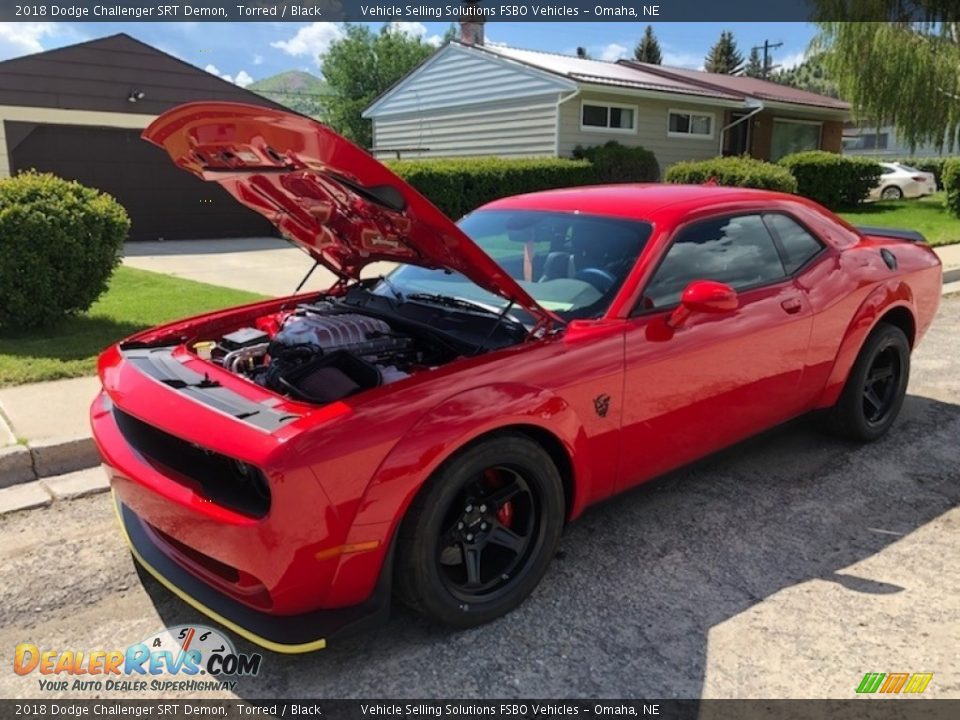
[667,280,738,328]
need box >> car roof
[479,183,806,222]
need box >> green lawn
[839,192,960,247]
[0,267,265,386]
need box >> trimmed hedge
[572,140,660,183]
[941,158,960,217]
[0,171,129,328]
[663,156,798,193]
[386,157,595,219]
[778,151,880,209]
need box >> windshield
[371,209,652,321]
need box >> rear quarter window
[765,214,824,274]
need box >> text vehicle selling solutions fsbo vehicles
[90,102,942,653]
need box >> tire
[824,322,910,442]
[394,434,565,627]
[880,185,903,200]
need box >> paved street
[1,298,958,700]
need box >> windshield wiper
[406,292,504,317]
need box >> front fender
[325,383,591,602]
[814,280,915,409]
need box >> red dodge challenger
[91,102,942,653]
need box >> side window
[640,215,786,310]
[765,214,824,274]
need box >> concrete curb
[0,435,100,489]
[0,467,108,517]
[29,434,100,478]
[0,480,53,516]
[0,445,34,488]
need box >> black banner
[0,0,950,23]
[3,700,960,720]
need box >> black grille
[113,407,271,518]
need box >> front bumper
[114,494,392,653]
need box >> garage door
[6,121,276,242]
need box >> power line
[751,40,783,79]
[252,89,332,98]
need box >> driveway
[123,237,395,297]
[2,298,958,700]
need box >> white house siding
[372,97,561,158]
[557,91,726,173]
[368,44,571,118]
[842,125,951,159]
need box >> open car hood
[143,102,557,324]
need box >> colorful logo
[857,672,933,695]
[14,625,262,693]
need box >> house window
[667,109,715,139]
[580,102,637,133]
[771,119,822,161]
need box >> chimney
[459,0,485,46]
[576,47,587,59]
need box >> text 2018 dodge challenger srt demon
[91,102,942,653]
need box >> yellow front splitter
[112,492,391,654]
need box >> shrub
[386,156,596,219]
[778,151,880,209]
[663,156,798,193]
[572,140,660,183]
[0,171,129,328]
[941,158,960,217]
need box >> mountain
[247,70,331,119]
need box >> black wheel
[395,434,564,627]
[825,322,910,442]
[880,185,903,200]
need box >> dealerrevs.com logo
[14,625,262,694]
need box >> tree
[812,3,960,152]
[771,53,839,98]
[320,24,435,148]
[744,47,764,78]
[634,25,663,64]
[704,31,744,75]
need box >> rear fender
[814,280,915,409]
[327,383,589,601]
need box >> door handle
[780,298,803,315]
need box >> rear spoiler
[855,225,927,243]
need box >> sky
[0,22,817,86]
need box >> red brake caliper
[484,469,514,529]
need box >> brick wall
[821,120,844,153]
[750,113,773,161]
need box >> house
[363,23,850,171]
[842,123,951,159]
[0,33,282,241]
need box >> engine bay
[196,300,461,405]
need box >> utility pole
[752,40,783,79]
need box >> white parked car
[870,162,937,201]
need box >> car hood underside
[142,102,554,323]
